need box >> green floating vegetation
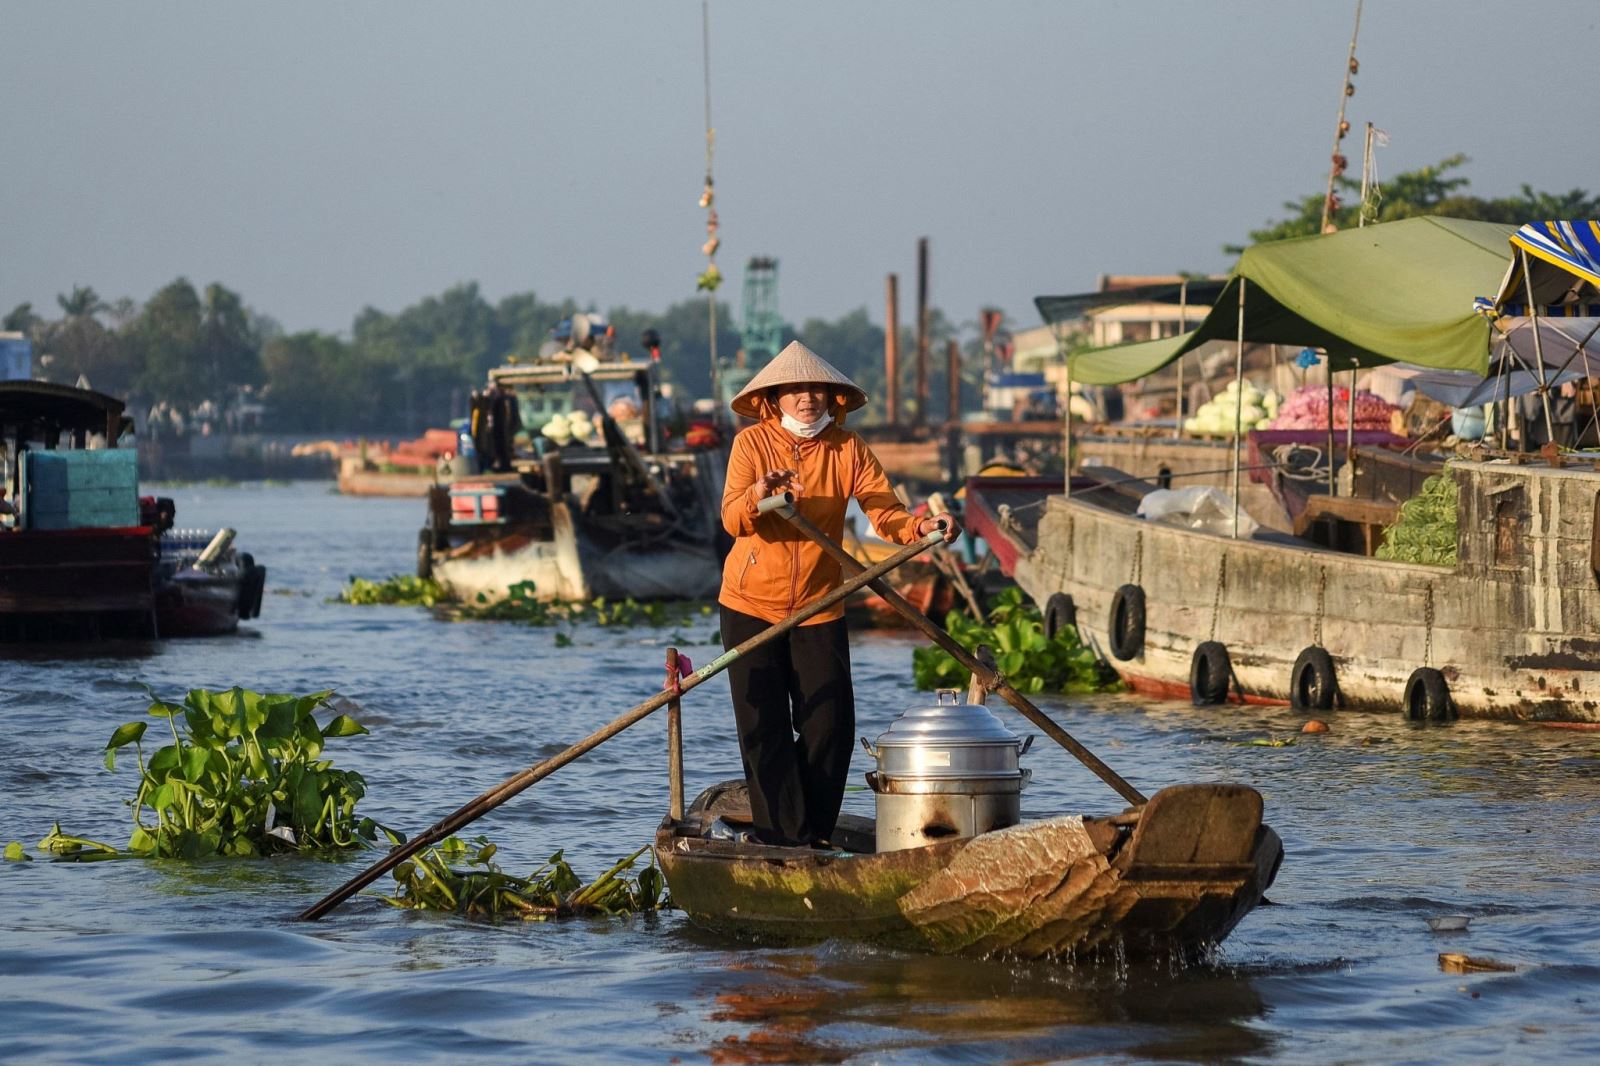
[84,687,401,860]
[383,836,668,921]
[444,581,713,628]
[913,588,1122,695]
[337,574,715,631]
[337,574,444,606]
[1375,472,1458,566]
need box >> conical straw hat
[730,340,868,420]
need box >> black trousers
[720,605,854,846]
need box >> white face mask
[780,411,833,439]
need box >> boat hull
[431,501,722,603]
[993,460,1600,722]
[658,782,1280,961]
[155,569,242,636]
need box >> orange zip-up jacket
[719,417,918,625]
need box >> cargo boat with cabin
[0,380,265,639]
[966,219,1600,723]
[418,327,725,603]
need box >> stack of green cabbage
[1375,472,1458,566]
[1183,380,1280,437]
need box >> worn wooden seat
[1114,783,1263,881]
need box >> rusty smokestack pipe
[915,237,930,428]
[947,337,961,425]
[885,273,900,427]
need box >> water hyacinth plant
[338,573,714,630]
[101,687,400,859]
[384,835,668,920]
[336,574,444,606]
[913,587,1121,694]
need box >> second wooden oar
[297,528,945,922]
[757,491,1146,807]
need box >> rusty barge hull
[1004,460,1600,723]
[657,783,1280,962]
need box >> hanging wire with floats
[695,0,723,405]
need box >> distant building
[1085,274,1222,347]
[0,332,32,380]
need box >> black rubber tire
[416,528,434,580]
[1043,593,1077,640]
[1291,646,1338,712]
[1189,641,1232,706]
[1108,584,1146,661]
[246,565,267,620]
[1404,667,1455,722]
[236,554,266,620]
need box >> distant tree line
[8,156,1586,435]
[3,278,970,434]
[1229,154,1600,252]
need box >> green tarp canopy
[1048,217,1516,386]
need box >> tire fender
[1291,646,1338,712]
[1189,641,1232,706]
[1108,584,1146,662]
[1404,667,1455,721]
[416,528,434,580]
[1043,593,1077,640]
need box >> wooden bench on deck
[1293,494,1400,556]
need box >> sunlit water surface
[4,483,1599,1063]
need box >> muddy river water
[3,483,1598,1063]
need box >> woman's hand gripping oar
[756,491,1147,807]
[296,527,948,922]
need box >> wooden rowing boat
[656,779,1281,961]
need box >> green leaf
[260,698,297,740]
[181,746,210,782]
[107,721,147,749]
[148,700,184,719]
[320,714,369,738]
[4,841,30,862]
[295,771,323,826]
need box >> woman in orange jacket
[719,340,960,846]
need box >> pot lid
[873,689,1020,748]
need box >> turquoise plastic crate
[23,450,139,529]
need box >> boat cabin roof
[0,381,129,444]
[488,359,652,391]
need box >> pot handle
[1018,734,1035,756]
[860,737,878,759]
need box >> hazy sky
[2,1,1594,339]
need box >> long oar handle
[763,492,1147,807]
[297,529,944,922]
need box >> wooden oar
[757,492,1147,806]
[297,529,945,921]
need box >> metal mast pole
[1231,279,1247,538]
[701,1,720,404]
[1058,322,1072,499]
[1175,280,1188,439]
[1522,248,1557,441]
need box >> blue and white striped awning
[1514,221,1600,289]
[1492,221,1600,310]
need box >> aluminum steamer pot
[862,689,1032,853]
